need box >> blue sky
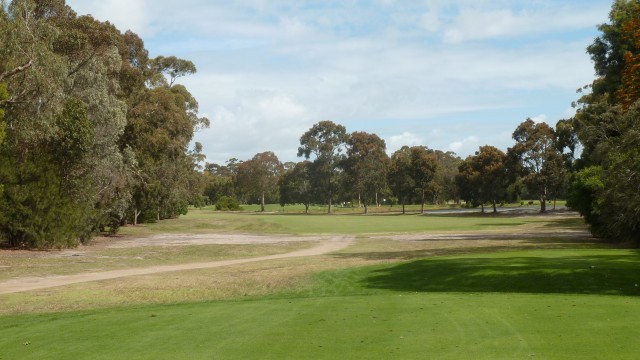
[66,0,611,164]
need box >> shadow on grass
[362,252,640,296]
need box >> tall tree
[427,149,462,205]
[388,146,415,214]
[297,121,349,214]
[344,132,389,214]
[456,146,509,213]
[236,151,283,212]
[508,119,562,213]
[279,161,314,213]
[410,146,438,214]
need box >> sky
[66,0,612,164]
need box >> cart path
[0,236,354,295]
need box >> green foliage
[278,160,313,213]
[569,1,640,245]
[297,120,349,213]
[0,156,88,248]
[0,1,206,247]
[215,196,242,211]
[343,131,389,213]
[236,152,283,211]
[456,145,509,212]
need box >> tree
[279,161,314,213]
[456,146,509,213]
[297,121,349,214]
[150,56,197,87]
[508,119,562,213]
[585,0,639,104]
[427,149,462,205]
[236,151,283,212]
[410,146,438,214]
[344,132,389,214]
[388,146,415,214]
[567,0,640,245]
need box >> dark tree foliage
[569,0,640,245]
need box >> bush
[215,196,242,211]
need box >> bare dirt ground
[0,234,354,295]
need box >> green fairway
[118,207,566,236]
[2,249,639,359]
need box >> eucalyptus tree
[343,132,389,214]
[410,146,438,214]
[279,160,314,213]
[297,120,349,213]
[388,146,415,214]
[456,146,509,213]
[236,151,284,211]
[427,149,462,205]
[508,119,564,213]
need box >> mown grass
[1,249,639,359]
[119,207,575,237]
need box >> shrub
[215,196,242,211]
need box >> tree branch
[0,60,33,81]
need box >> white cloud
[68,0,153,36]
[448,136,479,153]
[442,4,608,44]
[387,132,424,154]
[531,114,548,124]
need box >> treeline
[203,117,571,215]
[0,0,208,248]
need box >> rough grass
[0,241,314,281]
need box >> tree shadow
[360,253,640,296]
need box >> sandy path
[0,236,353,295]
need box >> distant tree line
[203,117,570,216]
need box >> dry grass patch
[0,241,315,281]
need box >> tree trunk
[421,189,425,214]
[402,200,406,215]
[553,197,557,210]
[480,203,485,213]
[305,203,309,214]
[375,192,379,207]
[134,208,141,226]
[364,202,369,214]
[540,187,547,213]
[492,199,497,213]
[157,206,160,222]
[328,197,332,214]
[260,191,265,212]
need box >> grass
[119,206,573,237]
[1,249,639,359]
[0,241,314,282]
[3,210,630,358]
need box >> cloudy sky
[66,0,611,164]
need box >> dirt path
[0,236,354,295]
